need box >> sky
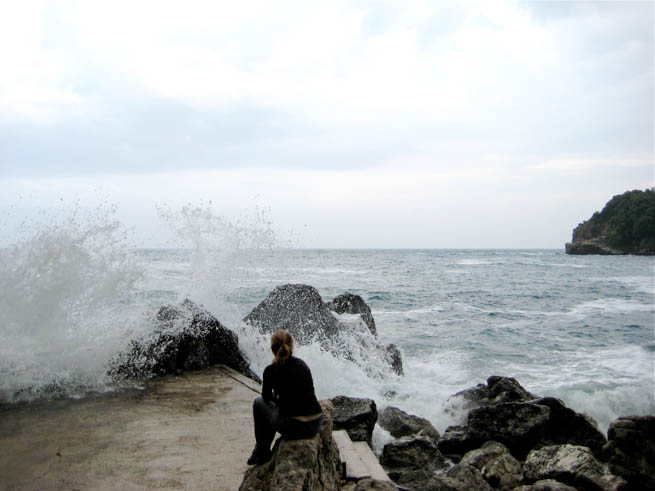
[0,0,653,248]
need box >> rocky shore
[236,378,654,490]
[565,189,655,256]
[107,284,653,490]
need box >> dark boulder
[352,478,396,490]
[427,464,493,491]
[467,402,551,459]
[244,284,340,344]
[445,376,537,413]
[515,479,578,491]
[460,441,523,490]
[380,435,447,489]
[109,299,259,382]
[327,293,377,336]
[523,444,627,491]
[239,400,341,491]
[384,344,404,376]
[533,397,606,457]
[438,425,472,457]
[439,378,607,461]
[378,406,440,442]
[603,415,655,490]
[381,435,444,469]
[332,396,378,447]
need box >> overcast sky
[0,0,653,248]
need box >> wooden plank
[352,441,394,483]
[332,430,372,481]
[332,430,353,459]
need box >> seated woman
[248,329,323,465]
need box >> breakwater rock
[240,400,341,491]
[109,299,260,382]
[239,376,645,490]
[603,415,655,490]
[332,395,379,447]
[565,189,655,256]
[378,406,440,443]
[244,284,403,375]
[376,376,649,490]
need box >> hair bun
[271,330,294,367]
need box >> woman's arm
[261,365,276,404]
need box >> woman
[247,330,323,465]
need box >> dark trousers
[252,396,323,454]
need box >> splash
[0,208,146,401]
[155,202,279,324]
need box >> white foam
[0,213,147,401]
[456,259,492,266]
[375,304,446,316]
[500,345,655,432]
[569,298,654,316]
[372,424,393,457]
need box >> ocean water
[1,214,653,440]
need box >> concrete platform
[0,366,261,491]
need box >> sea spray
[0,211,146,401]
[154,202,278,324]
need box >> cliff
[565,189,655,255]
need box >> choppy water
[1,212,653,438]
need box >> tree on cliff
[572,189,655,254]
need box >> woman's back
[263,356,321,417]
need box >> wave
[375,304,446,316]
[569,298,654,315]
[0,213,148,402]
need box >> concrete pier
[0,366,260,490]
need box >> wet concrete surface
[0,366,261,490]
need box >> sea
[1,213,653,444]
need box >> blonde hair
[271,330,294,367]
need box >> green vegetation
[574,189,655,253]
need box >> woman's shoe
[247,448,259,465]
[247,448,272,465]
[255,450,272,465]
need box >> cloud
[0,1,652,248]
[1,1,651,177]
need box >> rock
[387,468,439,490]
[603,415,655,490]
[445,376,537,413]
[460,441,523,490]
[332,396,378,447]
[523,444,628,491]
[533,397,606,457]
[244,284,403,375]
[381,435,444,469]
[353,478,396,490]
[514,479,578,491]
[565,241,624,255]
[239,400,341,491]
[384,344,404,376]
[327,293,377,336]
[438,425,471,457]
[381,435,447,489]
[244,284,340,344]
[439,378,607,461]
[426,464,493,491]
[466,402,551,459]
[378,406,440,442]
[108,299,259,382]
